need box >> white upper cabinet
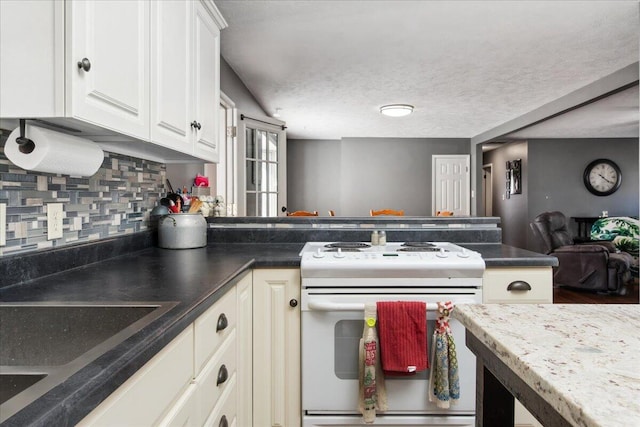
[151,0,221,162]
[68,0,150,140]
[192,1,221,163]
[150,0,193,153]
[0,0,227,163]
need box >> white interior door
[432,155,470,216]
[237,114,287,217]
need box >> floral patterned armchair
[591,217,639,276]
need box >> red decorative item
[194,174,209,187]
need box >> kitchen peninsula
[0,216,558,426]
[454,304,640,427]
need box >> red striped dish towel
[376,301,428,375]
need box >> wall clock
[583,159,621,196]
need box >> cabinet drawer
[483,267,553,304]
[197,329,237,424]
[203,374,237,427]
[195,287,237,374]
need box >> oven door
[301,288,479,417]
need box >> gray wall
[220,57,266,117]
[483,141,529,249]
[527,137,639,250]
[287,138,470,216]
[482,138,639,251]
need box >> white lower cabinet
[252,268,301,427]
[157,383,199,427]
[237,271,254,427]
[78,272,250,426]
[77,326,195,426]
[483,267,552,427]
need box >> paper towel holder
[16,119,35,154]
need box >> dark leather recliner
[530,211,633,295]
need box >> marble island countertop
[453,304,640,427]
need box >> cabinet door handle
[507,280,532,291]
[216,364,228,386]
[219,415,228,427]
[191,121,202,130]
[77,58,91,72]
[289,298,298,308]
[216,313,228,332]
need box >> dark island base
[466,332,572,427]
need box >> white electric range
[299,241,485,426]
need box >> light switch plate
[0,203,6,246]
[47,203,64,240]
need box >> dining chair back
[370,209,404,216]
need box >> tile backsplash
[0,131,165,256]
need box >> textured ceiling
[216,1,639,140]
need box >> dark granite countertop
[0,242,555,426]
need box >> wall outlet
[47,203,64,240]
[0,203,6,246]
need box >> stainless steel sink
[0,302,177,422]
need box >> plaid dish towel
[428,301,460,408]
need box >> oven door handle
[307,300,477,312]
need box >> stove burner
[324,248,361,252]
[324,242,372,249]
[396,247,442,252]
[401,242,437,248]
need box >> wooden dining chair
[370,209,404,216]
[328,210,335,216]
[286,210,319,216]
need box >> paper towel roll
[5,124,104,176]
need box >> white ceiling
[215,1,639,141]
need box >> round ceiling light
[380,104,414,117]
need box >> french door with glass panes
[238,115,287,216]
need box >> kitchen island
[453,304,640,427]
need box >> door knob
[77,58,91,72]
[289,299,298,308]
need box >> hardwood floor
[553,278,639,304]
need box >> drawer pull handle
[219,415,228,427]
[216,313,228,332]
[289,298,298,308]
[507,281,532,291]
[217,364,228,386]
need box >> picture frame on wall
[506,159,522,196]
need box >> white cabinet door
[77,326,194,426]
[253,268,301,427]
[68,0,150,140]
[192,0,221,163]
[150,0,192,153]
[0,0,64,117]
[236,272,253,427]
